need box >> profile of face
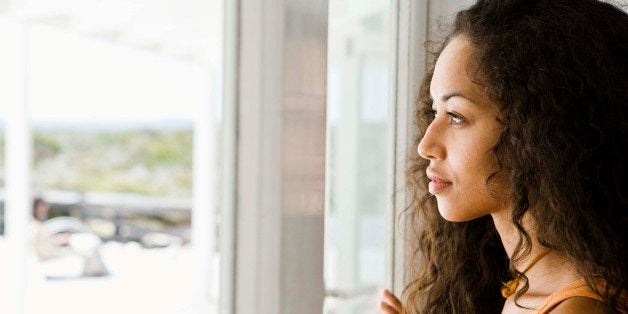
[417,36,508,222]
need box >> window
[325,1,393,312]
[0,1,224,313]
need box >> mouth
[426,172,452,194]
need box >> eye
[447,112,465,124]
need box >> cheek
[437,181,501,222]
[450,142,496,186]
[437,143,503,221]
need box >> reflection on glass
[325,0,391,313]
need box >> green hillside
[0,130,192,197]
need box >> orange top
[536,279,626,313]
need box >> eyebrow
[443,92,465,102]
[430,91,474,104]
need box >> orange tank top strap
[536,278,605,313]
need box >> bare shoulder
[550,297,612,314]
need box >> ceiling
[0,0,222,67]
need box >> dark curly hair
[401,0,628,313]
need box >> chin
[439,213,475,222]
[438,206,487,222]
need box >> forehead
[430,36,485,103]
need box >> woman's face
[417,36,508,222]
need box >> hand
[378,289,402,314]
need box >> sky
[0,24,216,128]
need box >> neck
[490,208,581,296]
[491,207,548,269]
[491,208,519,258]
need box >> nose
[417,121,445,160]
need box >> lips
[426,170,452,194]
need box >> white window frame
[218,0,238,313]
[0,17,32,314]
[229,0,437,311]
[232,0,328,313]
[388,0,430,295]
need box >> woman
[380,0,627,313]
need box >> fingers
[378,300,399,314]
[382,289,402,310]
[379,289,401,313]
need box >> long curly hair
[401,0,628,312]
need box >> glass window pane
[325,0,392,313]
[0,1,223,313]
